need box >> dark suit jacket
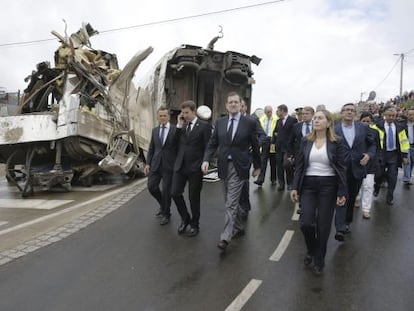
[272,115,298,153]
[292,138,347,197]
[203,115,261,180]
[146,124,178,173]
[374,120,408,167]
[334,122,376,179]
[289,121,307,156]
[174,119,212,173]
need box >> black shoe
[304,254,313,266]
[232,229,246,239]
[240,212,248,221]
[254,180,263,186]
[343,225,351,234]
[296,208,302,215]
[159,216,170,225]
[312,265,323,275]
[155,209,163,217]
[335,232,345,242]
[187,227,199,237]
[386,199,394,206]
[217,240,228,250]
[177,222,189,234]
[373,189,379,197]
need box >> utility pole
[394,53,405,97]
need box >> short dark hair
[227,91,241,102]
[360,111,373,121]
[180,100,197,111]
[157,105,169,113]
[277,104,288,113]
[341,103,356,112]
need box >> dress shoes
[232,229,246,239]
[403,181,413,186]
[386,199,394,206]
[254,180,263,187]
[159,216,170,225]
[343,225,351,234]
[334,231,345,242]
[217,240,228,250]
[177,222,189,234]
[155,209,163,218]
[312,265,323,275]
[187,227,199,237]
[304,254,313,266]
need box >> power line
[372,56,401,91]
[0,0,287,48]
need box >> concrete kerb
[0,178,147,267]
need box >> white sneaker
[362,211,371,219]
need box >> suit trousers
[335,169,363,232]
[171,170,203,228]
[257,138,276,184]
[275,151,293,187]
[374,150,399,201]
[221,162,245,242]
[300,176,337,268]
[147,169,173,217]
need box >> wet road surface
[0,174,413,310]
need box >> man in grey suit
[144,106,178,225]
[202,92,261,250]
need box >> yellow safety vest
[370,124,409,153]
[259,114,278,137]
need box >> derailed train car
[0,23,260,196]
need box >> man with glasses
[334,103,376,241]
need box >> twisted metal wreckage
[0,23,260,197]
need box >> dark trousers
[335,169,363,232]
[257,138,276,184]
[300,176,337,268]
[374,151,399,201]
[147,169,173,217]
[171,170,203,229]
[275,151,294,187]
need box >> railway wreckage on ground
[0,23,260,196]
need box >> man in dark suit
[171,100,212,237]
[272,104,298,191]
[334,103,376,241]
[202,92,261,250]
[373,106,409,204]
[144,106,178,225]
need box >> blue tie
[227,118,235,142]
[388,124,394,150]
[305,123,311,134]
[160,125,166,145]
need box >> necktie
[186,122,192,136]
[227,118,234,142]
[305,123,310,134]
[160,125,166,145]
[388,123,394,150]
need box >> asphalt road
[0,174,413,311]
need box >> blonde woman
[290,110,347,275]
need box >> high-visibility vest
[370,124,410,153]
[259,114,278,137]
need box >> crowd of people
[144,92,414,276]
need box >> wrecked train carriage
[134,43,260,130]
[0,23,153,196]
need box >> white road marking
[0,199,73,210]
[225,279,262,311]
[0,221,8,227]
[291,203,300,221]
[0,179,145,236]
[269,230,295,262]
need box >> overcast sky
[1,0,413,112]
